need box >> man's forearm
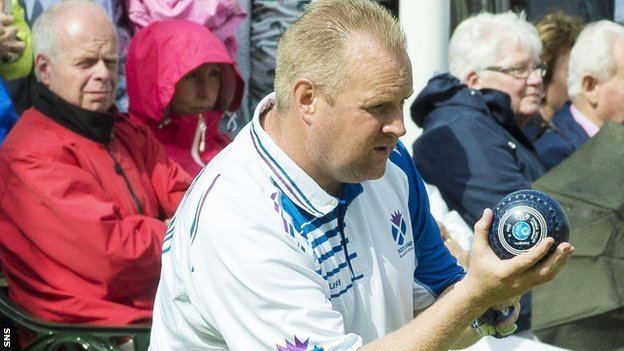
[361,280,486,351]
[450,325,481,350]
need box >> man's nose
[93,60,112,82]
[383,110,406,138]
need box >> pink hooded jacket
[126,19,244,176]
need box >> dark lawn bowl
[488,189,570,260]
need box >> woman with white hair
[412,11,546,228]
[411,11,548,332]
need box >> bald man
[0,0,190,325]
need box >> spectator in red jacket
[126,19,244,176]
[0,0,191,325]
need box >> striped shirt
[149,93,465,351]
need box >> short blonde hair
[274,0,406,112]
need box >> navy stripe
[329,274,365,299]
[323,252,358,280]
[310,226,340,249]
[318,238,350,263]
[250,126,323,217]
[301,211,338,235]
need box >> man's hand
[0,13,25,62]
[460,209,574,308]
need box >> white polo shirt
[149,94,465,351]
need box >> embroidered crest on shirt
[276,336,324,351]
[390,211,414,258]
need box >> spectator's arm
[140,123,192,217]
[0,150,168,285]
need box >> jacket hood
[126,19,244,123]
[410,73,516,130]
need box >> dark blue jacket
[533,102,590,170]
[411,73,546,226]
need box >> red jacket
[126,19,244,176]
[0,107,191,325]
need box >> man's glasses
[481,62,547,79]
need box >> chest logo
[391,211,407,245]
[391,211,414,258]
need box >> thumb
[472,208,493,250]
[0,15,12,26]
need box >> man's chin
[356,164,388,183]
[84,101,114,113]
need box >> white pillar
[398,0,450,154]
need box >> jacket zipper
[191,114,207,168]
[105,134,144,215]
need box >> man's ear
[464,71,482,89]
[35,54,52,86]
[292,78,317,124]
[580,74,600,106]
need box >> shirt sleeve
[187,185,363,351]
[391,142,465,307]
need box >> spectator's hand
[0,12,25,62]
[439,221,470,267]
[460,209,574,308]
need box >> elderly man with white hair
[533,20,624,170]
[0,0,190,326]
[411,11,548,331]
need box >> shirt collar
[250,93,355,218]
[570,103,600,137]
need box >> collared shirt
[570,103,599,138]
[149,93,465,351]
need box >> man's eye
[78,60,96,68]
[370,103,387,111]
